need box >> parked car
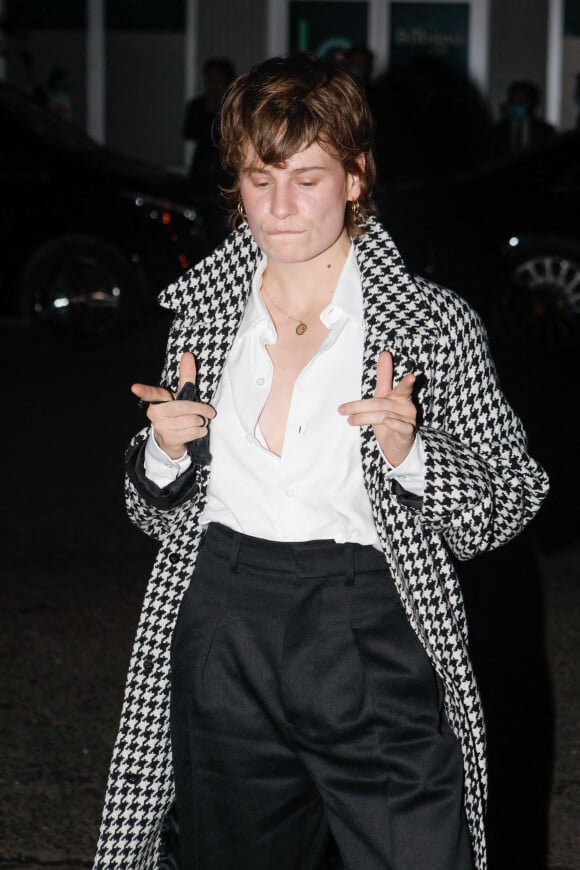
[0,83,212,338]
[377,128,580,350]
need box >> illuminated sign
[289,1,368,56]
[390,2,470,73]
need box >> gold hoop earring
[350,199,361,224]
[237,200,247,222]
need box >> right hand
[130,352,215,459]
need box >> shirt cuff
[143,426,192,488]
[382,433,425,497]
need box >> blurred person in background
[490,80,556,157]
[94,53,548,870]
[182,57,236,243]
[345,44,379,119]
[371,55,494,186]
[19,53,72,120]
[43,64,72,119]
[345,44,374,89]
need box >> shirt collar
[236,257,271,340]
[237,242,363,339]
[321,243,362,328]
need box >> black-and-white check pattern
[93,218,549,869]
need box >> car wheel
[498,237,580,349]
[19,234,142,340]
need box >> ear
[346,153,366,200]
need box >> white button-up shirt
[145,245,425,547]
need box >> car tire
[19,234,142,341]
[497,236,580,350]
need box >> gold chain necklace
[262,290,308,335]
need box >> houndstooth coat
[94,218,548,870]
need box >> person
[44,64,72,119]
[490,80,556,157]
[345,44,374,88]
[371,55,494,185]
[19,54,72,120]
[94,53,549,870]
[182,57,236,244]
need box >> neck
[264,232,351,314]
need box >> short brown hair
[217,53,377,234]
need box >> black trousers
[170,523,473,870]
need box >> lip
[265,227,305,234]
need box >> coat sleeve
[123,314,203,543]
[418,299,549,560]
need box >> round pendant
[295,322,307,335]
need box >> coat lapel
[157,224,261,402]
[355,217,440,396]
[353,219,440,518]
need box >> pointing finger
[130,383,174,404]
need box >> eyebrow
[242,165,328,175]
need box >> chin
[261,237,312,260]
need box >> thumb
[374,351,393,398]
[178,352,197,391]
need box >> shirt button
[256,377,266,386]
[285,488,295,498]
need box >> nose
[270,182,296,219]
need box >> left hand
[338,351,417,467]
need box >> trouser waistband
[202,522,387,584]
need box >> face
[205,67,231,98]
[510,88,533,112]
[238,141,362,265]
